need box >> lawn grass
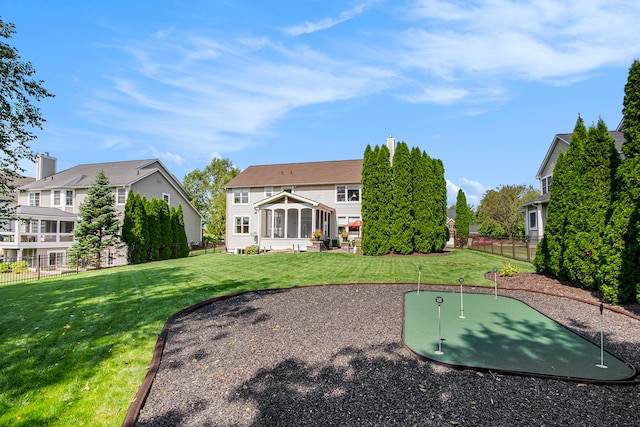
[0,249,534,426]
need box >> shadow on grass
[0,265,277,425]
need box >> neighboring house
[520,122,625,243]
[0,154,203,265]
[224,159,364,253]
[445,208,478,247]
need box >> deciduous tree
[0,20,54,217]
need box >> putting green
[402,290,636,382]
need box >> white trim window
[162,193,170,204]
[234,216,250,234]
[28,192,40,207]
[233,188,249,204]
[116,188,127,205]
[541,175,552,195]
[53,190,62,206]
[529,211,537,229]
[65,190,74,207]
[336,185,360,202]
[264,187,273,198]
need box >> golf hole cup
[435,296,444,355]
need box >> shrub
[11,260,28,273]
[499,262,518,277]
[0,262,10,273]
[244,245,258,255]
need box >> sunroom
[254,192,334,251]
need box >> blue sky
[4,0,640,206]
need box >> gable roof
[225,159,363,188]
[536,131,626,179]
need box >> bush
[499,262,518,277]
[0,262,10,273]
[244,245,258,255]
[11,260,28,274]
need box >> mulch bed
[130,274,640,426]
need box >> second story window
[542,176,552,194]
[65,190,74,206]
[162,193,170,204]
[28,192,40,207]
[233,188,249,204]
[264,187,273,198]
[336,185,360,202]
[53,190,61,206]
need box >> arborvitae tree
[390,142,414,254]
[175,204,190,257]
[562,119,619,289]
[599,60,640,303]
[170,206,180,258]
[361,144,376,255]
[454,189,470,248]
[145,197,162,260]
[121,191,149,264]
[534,116,587,277]
[412,147,431,253]
[71,170,120,266]
[159,200,172,260]
[431,158,448,252]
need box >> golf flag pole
[418,266,422,295]
[596,303,607,369]
[458,277,465,319]
[493,267,498,299]
[435,296,444,355]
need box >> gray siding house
[0,154,203,265]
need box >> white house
[0,154,203,265]
[521,123,625,243]
[224,158,364,253]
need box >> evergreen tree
[534,116,587,277]
[175,204,190,257]
[376,145,393,255]
[121,191,149,264]
[71,170,120,266]
[145,197,162,260]
[391,142,414,254]
[361,145,376,255]
[599,60,640,303]
[454,189,470,248]
[431,158,448,252]
[170,206,180,258]
[412,147,431,253]
[563,119,619,289]
[159,200,172,260]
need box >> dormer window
[541,176,552,194]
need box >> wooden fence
[468,236,537,263]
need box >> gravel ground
[135,274,640,426]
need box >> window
[542,175,552,195]
[274,209,285,238]
[529,212,537,229]
[301,209,312,238]
[233,189,249,204]
[264,187,273,198]
[66,190,74,206]
[234,216,250,234]
[53,190,61,206]
[287,208,299,238]
[162,193,170,204]
[28,192,40,207]
[336,185,360,202]
[116,188,127,205]
[41,220,57,233]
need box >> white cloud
[149,146,184,166]
[446,178,486,208]
[283,1,375,36]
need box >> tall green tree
[454,189,470,248]
[391,142,414,254]
[0,20,54,218]
[183,158,239,239]
[534,116,587,277]
[599,59,640,303]
[360,144,376,255]
[477,184,539,238]
[158,200,172,260]
[121,192,148,264]
[431,158,448,252]
[145,197,162,260]
[412,147,431,253]
[175,204,190,257]
[71,171,120,266]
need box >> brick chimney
[36,153,57,180]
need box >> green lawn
[0,250,534,426]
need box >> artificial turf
[402,290,636,382]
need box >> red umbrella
[345,219,362,227]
